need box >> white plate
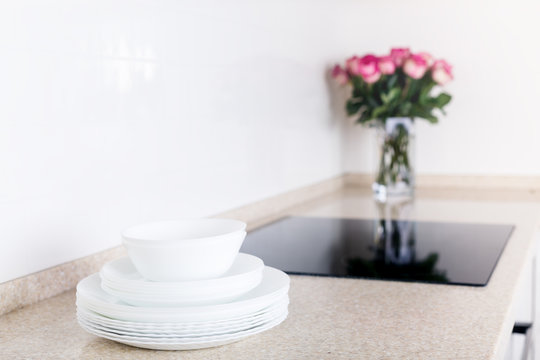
[76,296,289,332]
[100,276,262,307]
[100,253,263,292]
[77,306,288,338]
[77,312,288,350]
[76,266,289,323]
[78,310,287,342]
[101,276,260,296]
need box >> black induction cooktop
[240,216,513,286]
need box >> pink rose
[331,65,349,85]
[345,56,362,76]
[390,48,410,66]
[403,54,428,79]
[431,59,453,85]
[417,52,434,67]
[357,54,381,83]
[378,56,395,75]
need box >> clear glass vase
[372,118,415,202]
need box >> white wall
[340,0,540,175]
[0,0,344,283]
[2,0,539,283]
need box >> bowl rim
[122,218,247,246]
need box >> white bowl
[122,219,247,281]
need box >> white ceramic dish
[76,297,289,331]
[99,253,264,306]
[77,311,288,350]
[76,267,289,323]
[77,305,288,337]
[100,279,261,307]
[122,218,247,281]
[78,310,287,341]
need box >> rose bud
[378,56,396,75]
[357,54,381,83]
[417,52,434,67]
[345,56,362,76]
[390,48,411,67]
[431,59,453,85]
[403,54,428,79]
[331,65,349,85]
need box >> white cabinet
[504,233,539,360]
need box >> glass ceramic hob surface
[240,216,514,286]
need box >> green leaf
[366,96,379,108]
[434,93,452,108]
[372,105,387,120]
[419,82,436,104]
[351,76,363,89]
[399,102,412,116]
[421,97,439,108]
[346,99,363,116]
[381,87,401,105]
[409,105,438,123]
[387,74,398,89]
[406,79,420,101]
[357,111,374,124]
[352,87,364,98]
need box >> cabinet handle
[512,323,533,360]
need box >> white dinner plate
[100,276,262,307]
[77,306,288,338]
[78,310,287,342]
[76,296,289,332]
[77,311,288,350]
[76,266,289,323]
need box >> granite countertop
[2,187,540,359]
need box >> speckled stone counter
[2,187,540,359]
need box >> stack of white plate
[76,219,290,350]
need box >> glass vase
[372,117,415,202]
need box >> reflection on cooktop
[240,216,513,286]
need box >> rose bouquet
[332,48,453,200]
[332,48,453,124]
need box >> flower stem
[376,124,412,189]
